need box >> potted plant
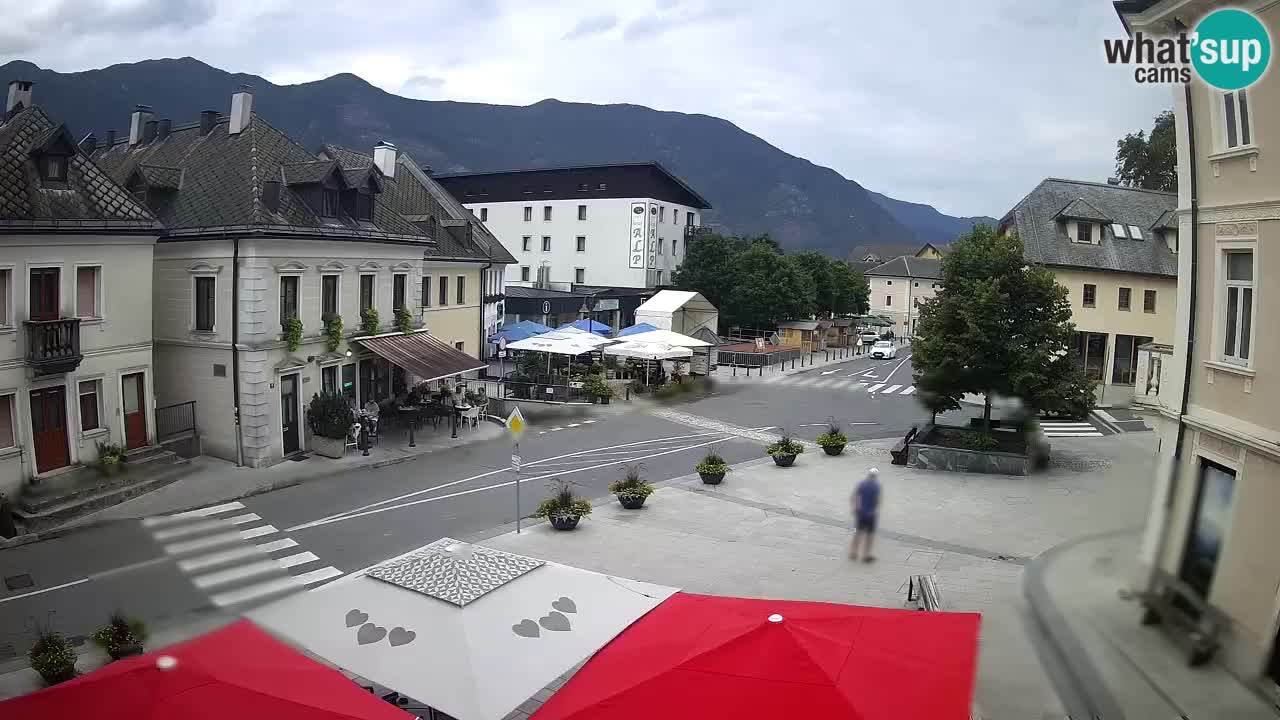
[95,441,127,476]
[324,313,344,353]
[283,314,303,352]
[816,417,848,456]
[582,373,614,404]
[306,391,354,459]
[91,612,147,661]
[765,433,805,467]
[394,307,413,334]
[361,307,380,335]
[28,627,77,686]
[536,479,593,530]
[608,463,654,509]
[696,448,729,485]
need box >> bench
[907,574,945,611]
[890,425,919,465]
[1137,569,1223,666]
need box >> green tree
[727,242,815,328]
[672,232,745,320]
[830,261,870,316]
[912,225,1094,431]
[793,252,836,315]
[1115,110,1176,192]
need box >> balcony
[25,318,82,375]
[683,225,712,241]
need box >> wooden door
[280,374,300,455]
[29,268,60,321]
[122,372,147,450]
[30,386,70,472]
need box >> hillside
[1,57,987,256]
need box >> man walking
[850,467,881,562]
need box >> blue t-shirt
[855,478,881,518]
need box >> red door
[122,372,147,450]
[30,386,70,473]
[29,268,60,320]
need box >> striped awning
[356,331,486,383]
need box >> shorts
[855,514,877,533]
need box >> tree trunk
[983,394,992,433]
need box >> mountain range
[1,57,994,256]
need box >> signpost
[506,407,526,532]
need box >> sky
[0,0,1172,219]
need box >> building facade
[0,85,159,496]
[1000,177,1178,406]
[1120,0,1280,694]
[436,163,711,289]
[864,254,942,337]
[92,89,494,467]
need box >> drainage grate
[287,453,310,462]
[3,573,33,591]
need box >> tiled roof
[1150,209,1177,230]
[282,160,338,186]
[1001,178,1177,277]
[864,256,941,279]
[1053,197,1111,222]
[0,106,155,230]
[134,164,182,190]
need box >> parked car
[858,331,880,344]
[870,340,897,359]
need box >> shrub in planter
[360,307,381,335]
[536,479,593,530]
[816,417,848,456]
[307,391,354,459]
[582,373,613,404]
[608,463,654,509]
[95,441,127,475]
[91,612,147,661]
[283,314,303,352]
[394,307,414,334]
[765,433,805,467]
[29,627,77,686]
[695,448,729,485]
[324,313,344,353]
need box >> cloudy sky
[0,0,1170,218]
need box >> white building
[436,163,711,290]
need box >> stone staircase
[14,446,192,533]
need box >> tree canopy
[1115,110,1176,192]
[911,225,1095,427]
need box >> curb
[1090,409,1124,435]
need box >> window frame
[321,273,341,319]
[1076,222,1093,245]
[575,236,586,252]
[393,272,408,312]
[575,268,585,284]
[577,205,587,221]
[455,341,466,352]
[480,207,488,222]
[520,266,531,282]
[439,275,449,307]
[523,206,532,222]
[78,378,103,433]
[194,275,217,332]
[0,266,12,329]
[1221,88,1253,150]
[321,365,338,395]
[1144,289,1157,314]
[0,393,16,452]
[42,154,68,182]
[279,274,300,328]
[321,188,341,218]
[1082,283,1097,308]
[420,275,431,310]
[1118,287,1131,311]
[456,275,466,305]
[521,236,532,252]
[885,294,892,308]
[543,206,552,222]
[354,192,374,222]
[74,264,103,320]
[359,273,376,313]
[1221,248,1255,366]
[541,236,552,252]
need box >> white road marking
[1044,432,1104,437]
[152,519,235,541]
[883,384,903,394]
[142,501,246,527]
[0,578,89,604]
[276,551,320,570]
[867,384,886,393]
[821,369,841,376]
[164,530,244,555]
[226,513,262,526]
[210,576,302,607]
[881,355,913,384]
[256,538,299,553]
[901,386,916,395]
[178,545,266,573]
[295,566,343,586]
[194,559,282,589]
[582,420,596,424]
[238,525,278,540]
[567,423,580,428]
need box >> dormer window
[1077,222,1093,244]
[42,155,67,182]
[322,189,340,217]
[355,193,374,222]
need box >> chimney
[105,129,116,147]
[5,80,32,120]
[1107,177,1121,186]
[199,110,218,136]
[143,119,159,144]
[373,141,397,179]
[78,133,98,154]
[262,180,282,213]
[157,119,171,140]
[229,85,253,135]
[129,104,154,146]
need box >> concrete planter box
[312,435,346,459]
[908,442,1032,475]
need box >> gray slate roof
[864,256,941,280]
[1054,197,1111,222]
[0,106,155,230]
[1001,178,1177,278]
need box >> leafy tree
[793,252,837,314]
[912,225,1094,431]
[672,232,745,318]
[727,242,815,328]
[831,262,870,316]
[1115,110,1176,192]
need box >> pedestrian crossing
[762,374,919,396]
[142,501,341,608]
[1039,421,1104,438]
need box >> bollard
[408,414,416,447]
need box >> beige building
[92,89,503,467]
[1119,0,1280,695]
[864,248,943,337]
[999,178,1178,406]
[0,85,159,496]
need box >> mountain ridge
[1,56,989,255]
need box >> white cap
[767,613,784,623]
[868,467,879,477]
[156,655,178,671]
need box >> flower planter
[34,663,76,686]
[699,471,725,485]
[597,396,611,405]
[550,515,581,531]
[617,495,646,509]
[822,444,846,456]
[312,434,346,459]
[108,642,144,661]
[100,461,122,477]
[771,454,797,467]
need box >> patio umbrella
[558,319,612,336]
[250,539,678,720]
[0,619,411,720]
[506,330,613,356]
[489,320,552,344]
[616,322,658,337]
[616,328,712,348]
[532,592,981,720]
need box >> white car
[870,340,897,359]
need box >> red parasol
[0,619,411,720]
[532,592,981,720]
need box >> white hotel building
[435,163,711,290]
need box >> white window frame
[1127,225,1143,240]
[320,271,342,319]
[192,274,218,333]
[1220,88,1253,151]
[392,272,409,312]
[74,263,103,321]
[577,205,587,221]
[1111,223,1128,239]
[1219,246,1256,367]
[543,206,552,222]
[520,266,531,282]
[480,207,488,222]
[456,275,466,306]
[521,236,532,252]
[0,265,15,329]
[576,236,586,253]
[0,391,16,452]
[575,268,585,284]
[541,236,551,252]
[885,295,892,308]
[523,206,532,222]
[359,272,378,314]
[77,377,106,436]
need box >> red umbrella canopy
[0,619,412,720]
[532,593,981,720]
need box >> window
[914,282,919,288]
[480,208,488,222]
[322,189,340,217]
[1076,332,1109,381]
[1077,222,1093,244]
[76,266,100,318]
[1144,289,1157,314]
[439,275,449,306]
[1082,284,1096,308]
[523,206,532,222]
[78,380,101,432]
[0,395,14,450]
[279,275,299,326]
[322,365,338,394]
[355,194,373,221]
[521,236,532,252]
[360,274,375,312]
[685,212,694,227]
[658,239,664,255]
[322,275,339,317]
[1127,225,1143,240]
[541,236,551,252]
[393,274,407,311]
[195,276,216,331]
[1112,223,1128,239]
[1112,334,1153,385]
[1118,287,1131,311]
[885,295,892,308]
[577,205,586,221]
[886,280,892,286]
[672,239,678,255]
[1223,250,1254,364]
[659,206,665,223]
[1223,88,1252,149]
[576,236,586,252]
[521,266,531,282]
[577,183,588,192]
[575,268,585,284]
[421,276,431,308]
[542,206,552,221]
[0,268,10,326]
[455,341,465,352]
[655,270,663,285]
[456,275,465,305]
[41,154,67,182]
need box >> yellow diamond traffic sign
[506,406,526,437]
